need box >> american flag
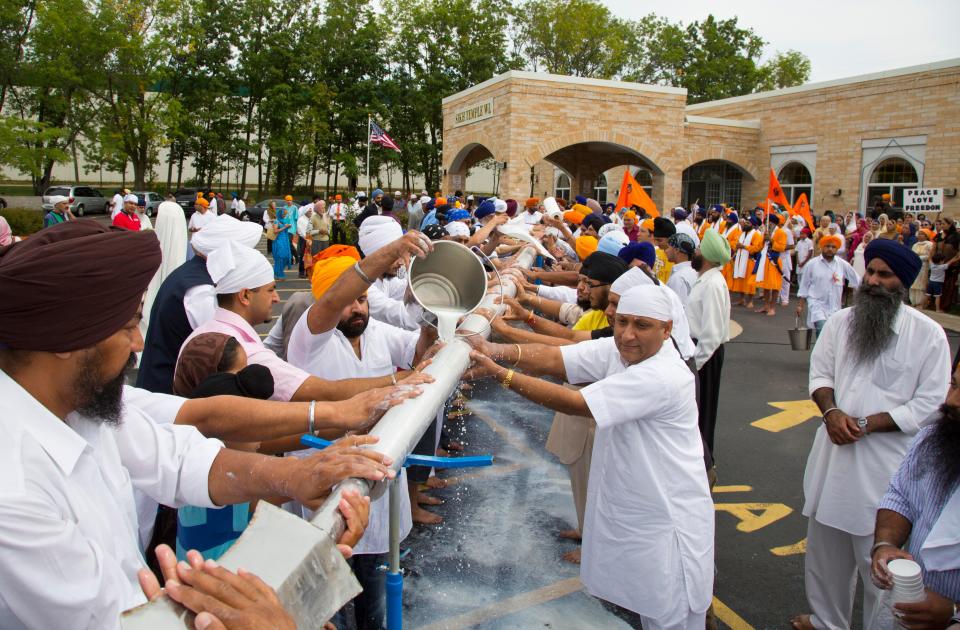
[370,120,401,152]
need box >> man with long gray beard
[791,239,951,630]
[870,361,960,627]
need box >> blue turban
[447,209,470,222]
[725,212,739,223]
[673,208,688,221]
[475,200,496,220]
[710,204,724,213]
[575,195,588,206]
[581,214,605,233]
[597,234,624,256]
[372,188,384,199]
[749,216,762,228]
[618,242,656,267]
[424,198,436,211]
[668,233,696,257]
[864,239,922,288]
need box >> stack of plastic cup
[888,558,925,603]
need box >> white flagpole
[366,114,372,196]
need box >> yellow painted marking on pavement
[712,485,753,493]
[715,502,793,533]
[771,537,807,556]
[712,596,755,630]
[751,399,822,433]
[417,577,584,630]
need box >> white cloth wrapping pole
[122,246,539,629]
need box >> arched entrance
[778,161,813,205]
[681,160,752,209]
[867,157,919,209]
[445,142,503,196]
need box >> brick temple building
[441,58,960,216]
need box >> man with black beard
[870,362,960,628]
[792,239,951,630]
[0,222,398,629]
[287,230,437,630]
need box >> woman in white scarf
[138,201,188,362]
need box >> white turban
[597,223,624,239]
[419,195,431,205]
[191,214,263,256]
[610,266,652,296]
[493,199,508,214]
[445,222,470,238]
[49,195,69,207]
[358,215,403,256]
[123,194,139,204]
[207,241,274,294]
[617,284,673,322]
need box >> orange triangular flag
[616,169,659,217]
[792,193,815,231]
[767,167,792,213]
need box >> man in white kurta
[796,237,860,336]
[798,241,950,630]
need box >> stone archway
[444,140,503,196]
[681,158,759,210]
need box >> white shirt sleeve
[366,283,424,331]
[183,285,217,329]
[560,337,620,384]
[841,259,861,289]
[385,326,420,369]
[537,284,578,304]
[808,313,839,395]
[263,317,284,356]
[691,279,726,370]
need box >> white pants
[639,611,706,630]
[805,517,881,630]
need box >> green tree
[759,50,812,91]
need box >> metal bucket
[408,240,487,315]
[788,317,813,351]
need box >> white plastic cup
[887,559,922,580]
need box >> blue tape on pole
[299,435,493,469]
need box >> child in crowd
[927,253,949,311]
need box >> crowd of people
[0,184,958,630]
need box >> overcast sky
[603,0,960,83]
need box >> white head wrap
[49,195,70,207]
[191,214,263,256]
[493,199,508,214]
[617,284,673,322]
[123,194,139,204]
[597,223,624,239]
[419,195,431,205]
[609,268,694,358]
[445,222,470,238]
[358,215,403,256]
[207,241,275,294]
[610,266,651,296]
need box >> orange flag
[616,169,659,218]
[767,167,792,213]
[792,193,815,231]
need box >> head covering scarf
[173,332,232,396]
[207,241,274,294]
[191,214,263,256]
[699,228,731,265]
[617,284,672,322]
[525,198,540,209]
[582,252,628,284]
[0,221,160,351]
[586,198,603,215]
[748,216,762,228]
[597,223,625,239]
[358,215,402,257]
[445,222,470,238]
[575,235,598,260]
[475,200,496,220]
[667,232,696,257]
[564,210,584,225]
[423,224,446,241]
[618,242,656,267]
[311,255,357,299]
[623,210,637,222]
[864,239,922,287]
[505,199,518,217]
[575,195,588,206]
[581,214,605,233]
[371,188,384,200]
[597,234,626,256]
[819,234,843,249]
[195,197,210,209]
[673,208,688,221]
[725,212,739,224]
[191,364,275,400]
[316,244,360,262]
[571,203,591,216]
[653,217,676,238]
[493,199,508,214]
[0,216,12,246]
[641,218,655,233]
[447,209,470,222]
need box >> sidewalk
[915,306,960,333]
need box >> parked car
[244,198,290,225]
[41,185,109,216]
[173,188,212,217]
[132,191,163,217]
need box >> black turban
[380,196,395,212]
[581,214,605,233]
[653,217,676,238]
[864,239,922,288]
[422,224,446,241]
[582,251,627,284]
[0,221,161,352]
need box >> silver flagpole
[366,114,372,197]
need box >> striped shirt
[878,425,960,600]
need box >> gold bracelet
[500,369,515,389]
[513,343,522,367]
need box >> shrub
[1,208,43,236]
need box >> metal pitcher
[408,240,487,315]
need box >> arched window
[593,174,607,204]
[778,162,813,205]
[681,162,742,209]
[555,173,571,201]
[868,158,918,209]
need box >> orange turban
[316,244,360,262]
[525,197,540,209]
[571,203,590,216]
[575,235,598,260]
[311,255,358,300]
[195,197,209,208]
[563,211,583,225]
[284,195,293,202]
[641,219,655,232]
[820,235,843,249]
[623,211,637,222]
[921,228,936,241]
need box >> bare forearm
[293,375,395,401]
[494,323,575,347]
[534,270,579,286]
[489,341,568,379]
[207,449,299,506]
[530,313,577,339]
[811,387,837,414]
[177,396,337,441]
[874,508,912,548]
[524,294,564,320]
[866,412,900,433]
[495,366,589,416]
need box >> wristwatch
[857,417,868,433]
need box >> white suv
[42,185,109,216]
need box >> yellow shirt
[572,309,609,331]
[655,248,673,284]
